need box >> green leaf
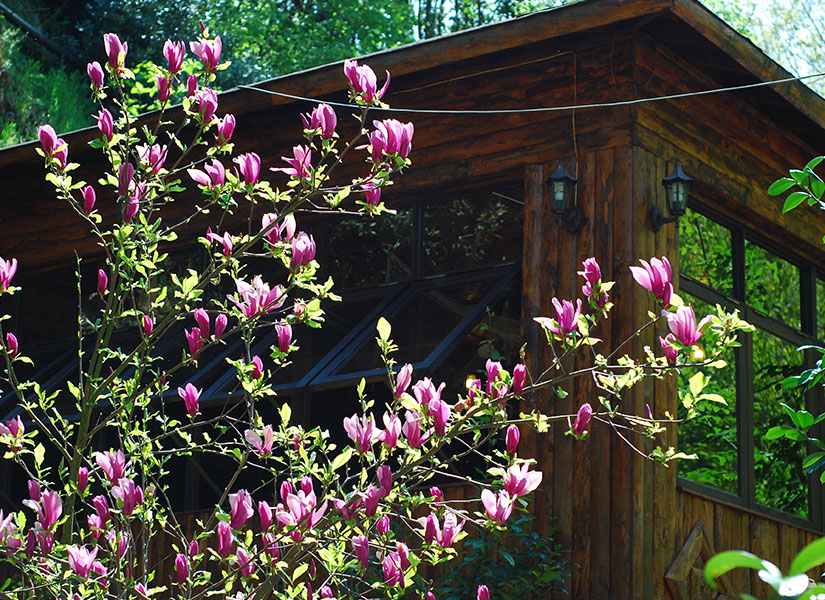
[798,584,825,600]
[704,551,768,589]
[765,426,792,440]
[811,177,825,199]
[790,537,825,575]
[805,156,825,171]
[331,447,354,472]
[280,402,291,426]
[376,317,391,342]
[782,191,809,213]
[768,178,797,195]
[33,443,45,467]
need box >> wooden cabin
[2,0,825,597]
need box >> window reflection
[679,210,733,295]
[745,240,800,328]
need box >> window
[677,203,825,527]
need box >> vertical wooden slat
[610,143,635,600]
[590,146,615,599]
[570,149,597,600]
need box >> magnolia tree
[0,30,748,600]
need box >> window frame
[677,198,825,531]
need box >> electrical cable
[237,71,825,115]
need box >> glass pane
[678,293,738,494]
[745,240,800,328]
[679,210,733,295]
[421,190,523,276]
[336,276,512,375]
[310,208,413,290]
[753,329,808,517]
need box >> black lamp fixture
[651,160,692,232]
[546,161,585,233]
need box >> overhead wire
[237,71,825,115]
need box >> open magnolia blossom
[0,28,750,600]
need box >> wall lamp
[651,160,692,232]
[546,161,585,233]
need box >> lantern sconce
[651,160,692,232]
[546,161,585,233]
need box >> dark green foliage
[439,510,572,599]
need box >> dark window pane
[311,208,413,290]
[745,240,800,328]
[421,190,522,276]
[678,293,738,494]
[679,210,732,295]
[753,329,807,517]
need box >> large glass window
[677,205,823,526]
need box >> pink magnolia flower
[362,485,381,517]
[163,40,185,74]
[276,145,312,179]
[412,377,445,411]
[439,513,464,547]
[136,583,149,598]
[124,183,144,223]
[275,320,292,353]
[421,513,440,544]
[80,186,96,214]
[67,544,98,578]
[250,355,263,379]
[485,359,504,396]
[506,425,520,457]
[382,552,403,586]
[573,402,593,436]
[96,269,108,297]
[95,450,127,484]
[343,59,390,103]
[481,489,513,523]
[217,520,234,557]
[187,74,198,97]
[319,585,334,598]
[503,463,542,497]
[361,181,381,207]
[512,363,526,396]
[93,495,110,524]
[666,304,712,347]
[96,109,113,142]
[230,276,284,317]
[229,489,254,529]
[157,76,171,102]
[87,61,104,88]
[427,397,451,437]
[236,547,255,577]
[103,33,128,72]
[376,515,390,536]
[377,465,393,496]
[259,500,273,531]
[659,333,679,365]
[534,297,583,338]
[142,315,153,337]
[137,143,167,174]
[38,125,58,156]
[381,411,401,449]
[0,256,18,291]
[368,119,413,162]
[351,534,369,569]
[430,486,443,502]
[177,383,201,417]
[185,327,203,356]
[5,332,18,359]
[214,313,228,340]
[196,88,218,123]
[206,229,233,256]
[112,477,143,515]
[174,553,188,584]
[190,36,222,71]
[234,152,261,185]
[579,256,608,307]
[27,480,40,501]
[77,467,88,494]
[261,212,294,244]
[478,585,491,600]
[401,410,429,448]
[301,103,337,139]
[245,425,274,457]
[343,413,381,453]
[189,159,226,190]
[291,232,316,269]
[394,363,413,398]
[117,162,134,197]
[630,256,673,307]
[215,114,235,144]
